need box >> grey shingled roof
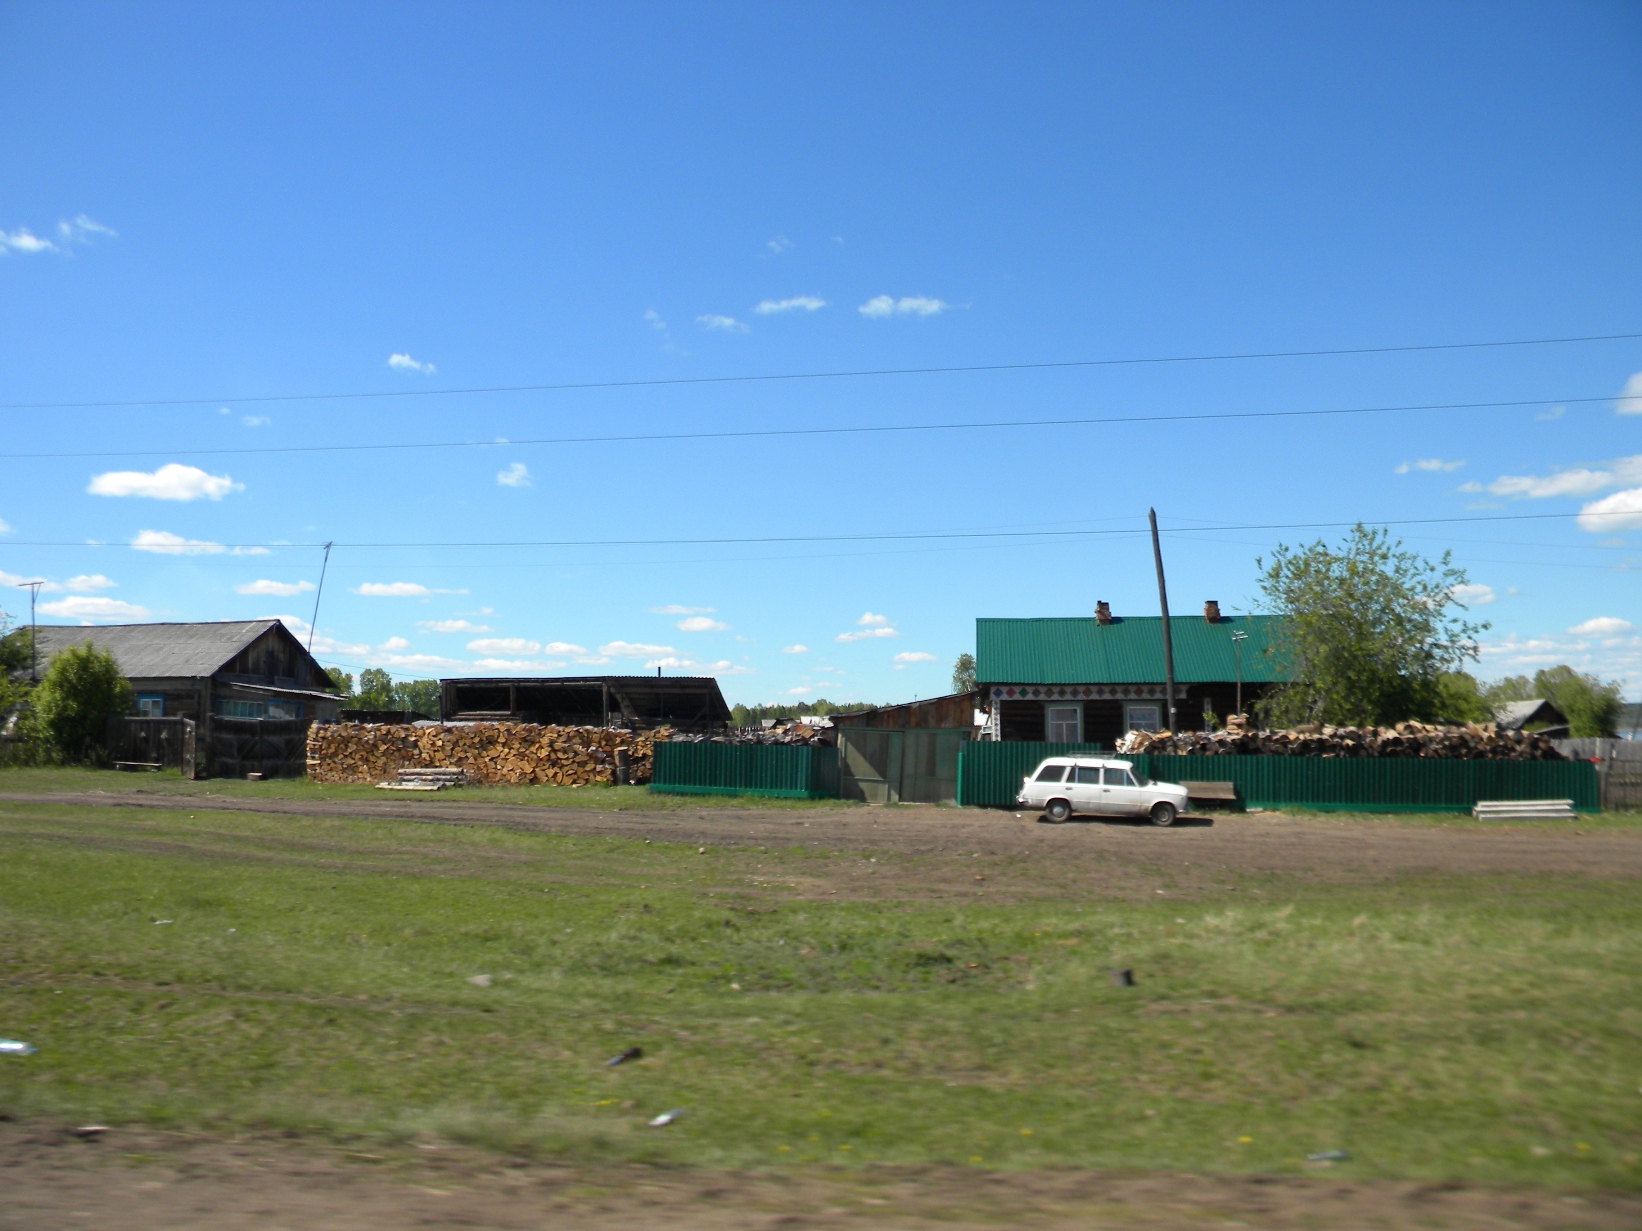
[1494,698,1565,730]
[27,620,282,679]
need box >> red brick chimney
[1204,599,1221,623]
[1095,601,1112,625]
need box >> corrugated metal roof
[29,620,284,679]
[976,615,1288,684]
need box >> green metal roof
[976,615,1288,685]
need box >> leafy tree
[1257,525,1489,727]
[729,698,876,728]
[1486,666,1622,738]
[30,642,133,763]
[951,652,976,695]
[325,667,355,697]
[1432,671,1492,724]
[0,614,33,717]
[354,667,396,710]
[392,679,441,718]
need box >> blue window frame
[136,694,164,718]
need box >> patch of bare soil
[4,791,1641,903]
[2,1123,1637,1231]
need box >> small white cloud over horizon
[63,574,116,592]
[90,463,240,501]
[496,462,531,487]
[893,651,937,663]
[644,655,753,675]
[1616,372,1642,416]
[378,637,412,652]
[1,226,56,254]
[780,645,808,654]
[388,353,436,374]
[242,415,271,428]
[600,640,675,658]
[0,569,51,590]
[419,619,491,634]
[856,612,890,626]
[1569,617,1633,636]
[1578,487,1642,532]
[543,641,591,656]
[676,615,729,632]
[38,595,148,620]
[859,295,949,318]
[1449,583,1495,606]
[652,605,714,615]
[57,215,116,245]
[131,530,227,555]
[472,657,564,671]
[837,627,898,643]
[1483,454,1642,502]
[468,637,541,655]
[697,314,749,333]
[234,579,315,597]
[755,296,826,314]
[353,581,469,597]
[766,235,792,254]
[0,517,11,534]
[1396,458,1465,474]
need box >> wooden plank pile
[307,723,661,786]
[1117,717,1564,760]
[681,723,835,746]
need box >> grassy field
[1,797,1639,1191]
[0,765,854,810]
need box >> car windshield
[1123,764,1150,785]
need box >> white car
[1016,756,1189,826]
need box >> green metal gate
[651,742,839,799]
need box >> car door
[1102,765,1147,816]
[1066,762,1104,813]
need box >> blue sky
[2,2,1639,702]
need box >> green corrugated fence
[651,742,840,799]
[957,742,1600,812]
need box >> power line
[0,394,1615,461]
[3,329,1637,412]
[4,508,1636,553]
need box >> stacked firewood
[1116,717,1563,760]
[672,723,836,746]
[307,723,661,785]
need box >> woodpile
[307,723,661,786]
[1116,716,1564,760]
[681,722,835,747]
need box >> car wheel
[1045,798,1072,823]
[1149,801,1177,827]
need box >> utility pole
[1148,509,1177,733]
[306,542,333,655]
[21,580,43,682]
[1230,629,1249,718]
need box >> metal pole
[22,580,44,682]
[306,542,333,655]
[1148,509,1176,732]
[1231,629,1249,720]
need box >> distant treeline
[729,698,877,728]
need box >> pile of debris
[1116,716,1564,760]
[670,722,836,747]
[307,722,661,786]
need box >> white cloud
[0,569,51,590]
[780,644,808,654]
[859,295,949,318]
[784,686,812,696]
[1488,469,1614,499]
[836,627,899,643]
[38,595,148,620]
[697,314,748,333]
[651,605,715,615]
[378,636,412,652]
[242,415,270,428]
[1569,617,1633,636]
[1536,405,1566,421]
[543,641,590,656]
[497,462,531,487]
[57,215,116,245]
[676,615,729,633]
[63,574,115,592]
[1396,458,1465,474]
[468,637,541,655]
[0,518,10,534]
[376,652,468,672]
[644,655,754,675]
[754,296,826,314]
[856,612,890,626]
[643,309,668,331]
[472,657,561,671]
[1449,583,1496,606]
[388,352,436,374]
[1578,488,1642,532]
[1616,372,1642,416]
[89,463,240,501]
[131,529,226,555]
[893,651,937,663]
[352,581,468,597]
[0,227,55,254]
[599,640,675,658]
[234,579,314,597]
[419,619,491,634]
[766,235,792,254]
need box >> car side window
[1103,767,1128,785]
[1034,764,1067,782]
[1075,765,1102,784]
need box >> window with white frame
[135,694,164,718]
[1045,704,1081,742]
[1124,703,1160,732]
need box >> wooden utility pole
[1148,509,1177,733]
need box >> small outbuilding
[1494,698,1569,737]
[439,675,731,732]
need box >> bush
[30,642,133,764]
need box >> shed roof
[28,620,291,680]
[1494,698,1567,730]
[976,615,1288,685]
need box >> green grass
[1,799,1639,1188]
[0,765,856,810]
